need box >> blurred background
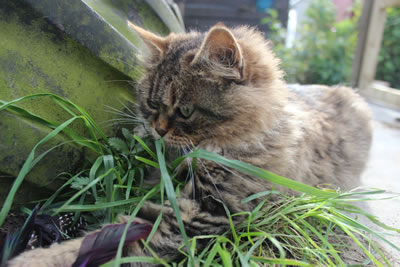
[175,0,399,92]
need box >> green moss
[0,112,82,191]
[84,0,141,45]
[0,11,134,137]
[0,1,126,202]
[136,1,170,36]
[83,0,169,80]
[0,0,176,204]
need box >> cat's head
[129,22,287,149]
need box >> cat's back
[286,84,372,189]
[288,84,371,129]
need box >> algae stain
[0,12,138,136]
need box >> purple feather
[72,221,152,267]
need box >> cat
[8,22,372,266]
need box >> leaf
[134,156,159,168]
[125,170,135,200]
[241,190,280,204]
[0,116,82,226]
[71,222,152,267]
[216,243,232,267]
[57,197,142,212]
[103,155,116,222]
[134,135,157,160]
[121,128,135,149]
[108,137,129,154]
[54,168,116,215]
[88,157,104,200]
[70,177,91,190]
[113,186,159,267]
[155,140,194,266]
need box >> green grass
[1,93,400,266]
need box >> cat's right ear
[128,21,169,59]
[193,24,244,80]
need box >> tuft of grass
[1,93,399,266]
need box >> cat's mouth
[144,123,205,151]
[150,130,200,151]
[161,136,197,149]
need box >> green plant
[261,9,296,83]
[263,0,360,85]
[1,94,399,266]
[376,7,400,89]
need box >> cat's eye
[147,100,159,110]
[178,105,194,119]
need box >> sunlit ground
[360,103,400,263]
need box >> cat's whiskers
[103,105,138,120]
[101,118,142,125]
[188,140,196,152]
[212,160,249,186]
[100,121,138,129]
[188,138,244,205]
[102,103,146,129]
[194,135,260,187]
[196,157,226,203]
[177,145,183,157]
[118,99,139,118]
[100,115,144,125]
[101,102,144,124]
[184,144,193,154]
[179,138,197,199]
[181,146,188,156]
[102,114,143,123]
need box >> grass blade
[155,139,195,267]
[54,168,115,214]
[185,149,338,198]
[57,197,142,212]
[89,156,104,199]
[103,154,116,221]
[134,156,160,168]
[125,170,135,200]
[134,134,157,160]
[0,116,81,227]
[113,186,159,267]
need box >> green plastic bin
[0,0,184,205]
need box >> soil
[0,212,26,241]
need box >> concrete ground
[358,103,400,263]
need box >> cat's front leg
[129,158,266,262]
[192,159,267,215]
[132,199,230,260]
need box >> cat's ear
[128,21,169,58]
[193,24,244,80]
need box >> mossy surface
[0,0,138,136]
[0,0,172,204]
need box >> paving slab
[359,103,400,263]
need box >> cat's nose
[155,126,168,137]
[155,116,169,137]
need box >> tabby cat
[8,22,372,266]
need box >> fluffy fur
[8,23,372,266]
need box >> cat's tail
[7,219,152,267]
[7,238,82,267]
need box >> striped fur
[8,23,372,266]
